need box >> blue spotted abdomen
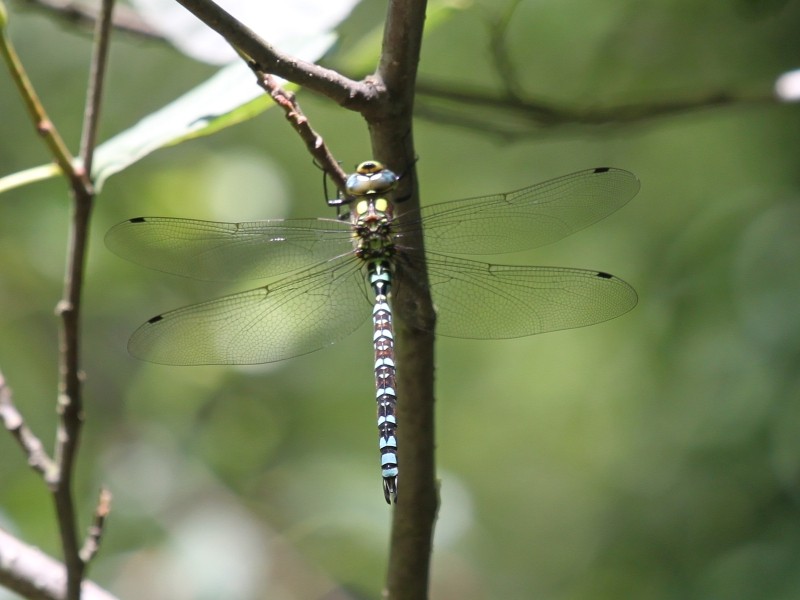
[369,261,398,503]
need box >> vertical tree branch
[371,2,438,599]
[52,1,114,597]
[79,0,113,174]
[1,1,113,596]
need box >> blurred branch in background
[414,81,775,139]
[20,0,160,38]
[444,0,778,138]
[0,529,118,600]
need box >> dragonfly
[106,160,640,503]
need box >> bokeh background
[1,0,800,598]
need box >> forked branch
[0,0,115,598]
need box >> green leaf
[0,4,344,194]
[90,61,278,190]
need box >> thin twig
[486,0,525,100]
[0,13,90,192]
[172,0,378,109]
[79,488,112,563]
[414,81,772,139]
[0,371,57,477]
[78,0,113,173]
[253,71,348,192]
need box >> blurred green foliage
[1,1,800,599]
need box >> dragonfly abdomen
[370,260,399,503]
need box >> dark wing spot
[596,272,613,279]
[129,217,146,223]
[147,315,164,324]
[593,167,610,174]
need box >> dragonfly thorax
[352,196,396,262]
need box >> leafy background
[1,0,800,599]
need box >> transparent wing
[105,216,354,281]
[425,254,637,339]
[411,168,640,255]
[127,256,370,365]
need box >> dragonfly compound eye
[357,160,384,174]
[346,164,399,197]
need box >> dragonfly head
[346,161,399,198]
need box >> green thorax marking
[346,161,399,263]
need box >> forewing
[106,216,354,281]
[416,168,640,255]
